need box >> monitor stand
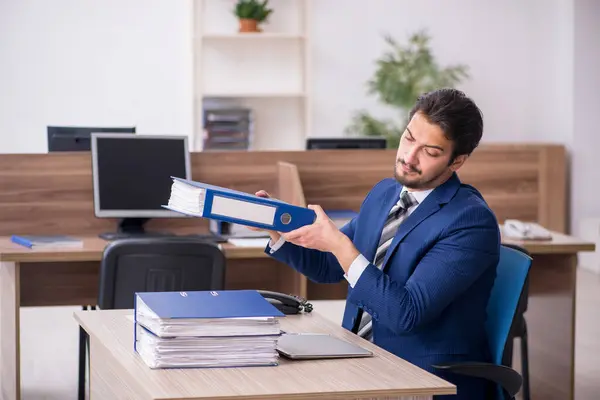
[98,218,173,240]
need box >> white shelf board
[200,32,305,40]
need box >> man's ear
[449,154,468,172]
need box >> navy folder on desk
[135,290,285,320]
[10,234,82,249]
[164,177,317,232]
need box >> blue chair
[433,244,532,400]
[502,243,531,400]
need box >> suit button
[357,302,363,308]
[373,313,379,320]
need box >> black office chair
[78,238,226,400]
[501,243,531,400]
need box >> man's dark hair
[408,88,483,161]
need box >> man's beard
[394,159,447,190]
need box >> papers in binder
[135,325,279,369]
[163,177,316,232]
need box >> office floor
[20,268,600,400]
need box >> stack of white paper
[135,325,280,369]
[166,180,206,216]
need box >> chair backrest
[486,245,532,366]
[98,238,226,310]
[501,243,531,315]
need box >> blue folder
[10,234,82,248]
[135,289,285,320]
[164,177,317,232]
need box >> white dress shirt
[268,187,433,287]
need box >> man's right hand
[253,190,281,244]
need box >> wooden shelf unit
[192,0,312,151]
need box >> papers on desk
[134,290,284,369]
[227,237,270,248]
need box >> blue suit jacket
[266,173,500,399]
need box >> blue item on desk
[134,290,283,369]
[164,177,317,232]
[135,290,285,320]
[11,234,82,249]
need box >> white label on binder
[211,195,276,225]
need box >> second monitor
[306,137,387,150]
[47,126,136,152]
[91,133,191,240]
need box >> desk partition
[0,145,567,235]
[0,145,569,301]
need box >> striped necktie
[356,190,418,340]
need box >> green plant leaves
[345,30,470,149]
[344,110,405,150]
[234,0,273,23]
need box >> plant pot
[239,18,260,33]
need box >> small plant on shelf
[233,0,273,33]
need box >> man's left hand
[282,205,359,271]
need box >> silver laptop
[276,333,373,360]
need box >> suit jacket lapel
[380,173,461,270]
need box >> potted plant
[233,0,273,33]
[345,30,470,148]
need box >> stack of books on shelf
[202,107,253,151]
[134,290,284,369]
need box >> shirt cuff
[344,254,370,288]
[268,236,286,254]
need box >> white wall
[573,0,600,270]
[3,0,599,238]
[311,0,573,144]
[0,0,576,153]
[0,0,194,154]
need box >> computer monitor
[47,126,136,152]
[306,137,387,150]
[91,133,191,239]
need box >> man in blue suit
[257,88,500,399]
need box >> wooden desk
[0,236,286,400]
[73,309,455,399]
[0,232,595,400]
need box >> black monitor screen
[91,134,190,217]
[306,137,387,150]
[47,126,136,152]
